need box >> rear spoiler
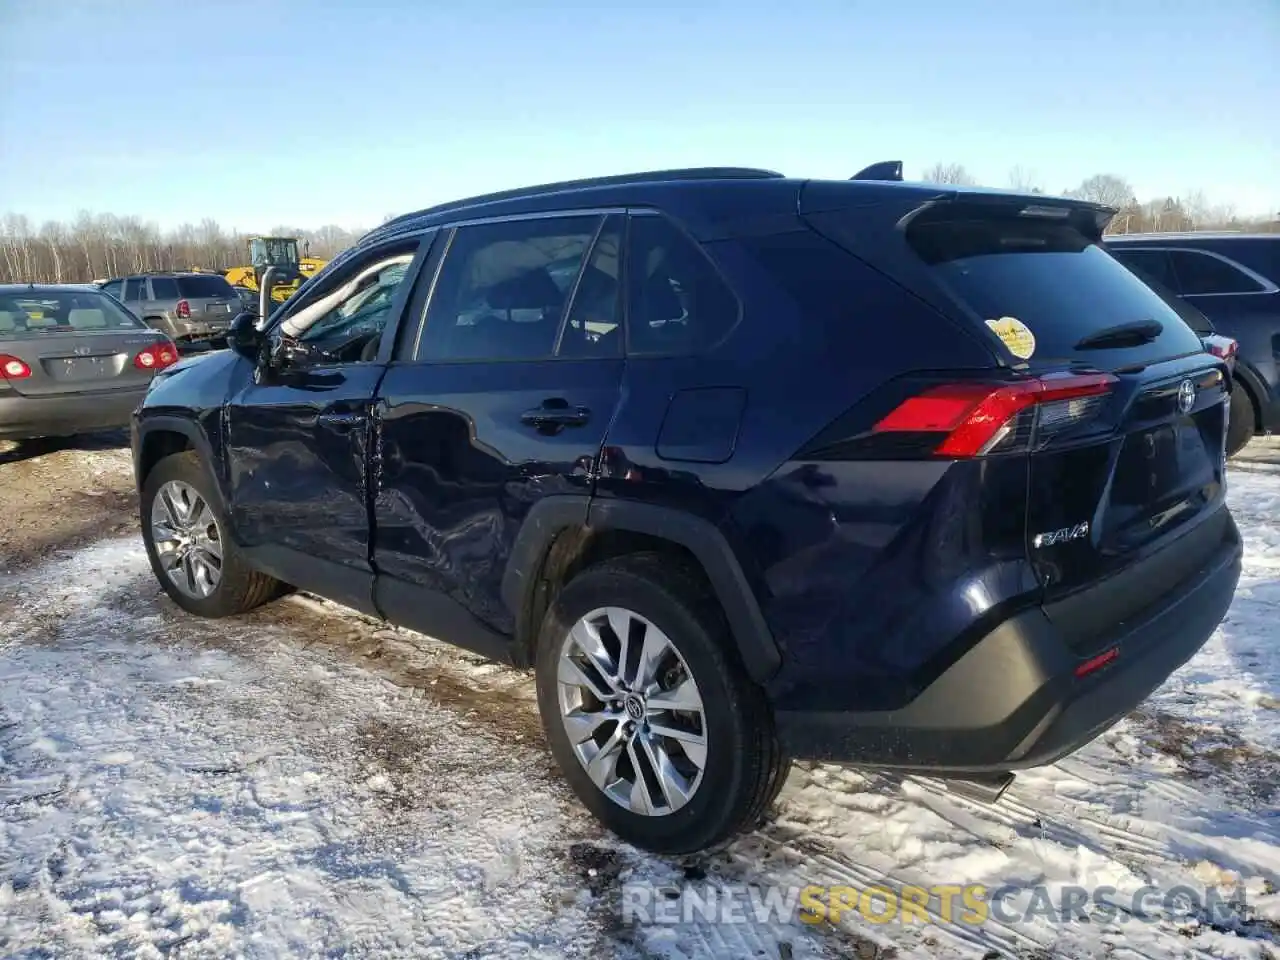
[851,160,903,182]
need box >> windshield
[250,238,300,268]
[0,290,147,339]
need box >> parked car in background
[131,167,1241,854]
[231,285,259,314]
[1107,233,1280,455]
[98,272,240,350]
[1,284,177,440]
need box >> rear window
[150,276,180,299]
[0,291,147,339]
[1108,249,1214,334]
[1109,247,1178,290]
[907,217,1204,363]
[176,275,235,298]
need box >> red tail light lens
[1075,646,1119,678]
[176,299,191,319]
[1204,336,1237,361]
[0,354,33,379]
[133,341,179,372]
[874,373,1117,458]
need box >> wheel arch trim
[134,414,228,514]
[1232,358,1277,433]
[502,496,782,683]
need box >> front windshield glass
[250,238,300,267]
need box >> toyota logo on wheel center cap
[624,696,645,720]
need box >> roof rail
[850,161,904,182]
[380,167,786,230]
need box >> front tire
[1226,385,1256,458]
[535,552,787,854]
[140,452,280,617]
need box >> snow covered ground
[1,452,1278,959]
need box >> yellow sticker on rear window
[985,316,1036,360]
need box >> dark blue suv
[1107,233,1280,456]
[131,167,1243,853]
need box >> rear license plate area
[1113,415,1217,508]
[53,356,112,381]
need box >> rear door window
[417,215,599,362]
[559,215,623,359]
[1110,248,1178,291]
[1169,250,1265,295]
[907,216,1204,365]
[177,275,236,299]
[626,214,740,354]
[150,277,180,299]
[123,278,147,302]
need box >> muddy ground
[0,431,138,572]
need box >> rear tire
[535,552,787,854]
[140,451,281,617]
[1226,386,1256,458]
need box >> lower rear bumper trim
[775,517,1242,773]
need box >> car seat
[68,308,108,329]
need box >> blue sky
[1,0,1276,232]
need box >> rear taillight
[1075,646,1119,678]
[1203,335,1238,361]
[874,373,1117,458]
[0,354,32,379]
[176,299,191,319]
[133,341,179,371]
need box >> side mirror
[227,311,262,361]
[265,332,313,371]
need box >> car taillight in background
[176,299,191,319]
[873,372,1118,458]
[0,354,33,379]
[1201,334,1238,364]
[133,341,179,372]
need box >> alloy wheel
[150,480,223,599]
[557,606,708,816]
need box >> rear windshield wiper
[1074,319,1163,350]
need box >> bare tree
[921,162,978,186]
[1007,165,1044,194]
[1068,174,1136,209]
[38,221,65,282]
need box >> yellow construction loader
[223,237,327,306]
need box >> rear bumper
[776,510,1242,772]
[0,387,148,440]
[172,323,230,341]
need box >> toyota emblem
[1176,379,1196,415]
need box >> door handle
[521,401,591,430]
